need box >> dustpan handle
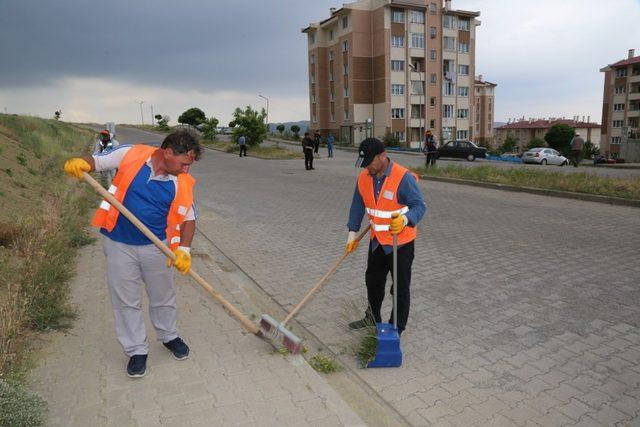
[392,234,398,330]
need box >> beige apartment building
[600,49,640,161]
[302,0,483,148]
[474,75,496,145]
[495,118,601,153]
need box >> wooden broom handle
[281,225,371,326]
[82,172,260,335]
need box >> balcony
[628,91,640,101]
[410,71,425,81]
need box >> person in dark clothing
[422,130,437,167]
[313,130,321,155]
[302,132,315,170]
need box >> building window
[429,3,437,14]
[411,81,424,95]
[330,111,335,122]
[613,120,624,127]
[342,40,348,52]
[343,63,349,75]
[392,84,405,95]
[443,81,455,96]
[410,33,424,49]
[430,73,437,84]
[394,131,405,142]
[443,104,454,118]
[330,90,335,102]
[391,60,405,71]
[458,42,469,53]
[311,94,316,103]
[430,27,437,39]
[329,29,334,40]
[410,10,425,24]
[313,114,318,123]
[615,68,627,77]
[458,86,469,97]
[614,103,625,111]
[457,108,469,119]
[430,50,437,61]
[391,9,404,23]
[392,35,404,48]
[344,108,349,120]
[311,74,315,84]
[342,16,349,29]
[444,36,455,51]
[309,33,315,44]
[344,86,349,97]
[329,51,334,61]
[458,19,470,31]
[443,15,456,29]
[457,130,468,139]
[611,136,622,144]
[329,70,334,81]
[430,96,436,107]
[614,86,625,94]
[458,64,469,75]
[391,108,405,119]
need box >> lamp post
[134,100,145,125]
[408,63,423,150]
[258,94,269,129]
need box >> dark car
[437,140,487,161]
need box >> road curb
[420,175,640,208]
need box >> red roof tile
[497,119,601,130]
[610,56,640,68]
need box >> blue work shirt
[238,136,246,145]
[327,135,335,147]
[347,160,427,254]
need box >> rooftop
[497,119,601,130]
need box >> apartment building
[495,118,601,153]
[302,0,481,148]
[474,75,496,145]
[600,48,640,161]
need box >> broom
[260,225,371,354]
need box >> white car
[522,147,568,166]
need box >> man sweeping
[63,130,201,378]
[346,138,426,336]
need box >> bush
[526,137,546,150]
[16,153,27,167]
[0,379,47,427]
[200,117,219,141]
[290,125,300,141]
[230,106,267,146]
[382,131,400,147]
[545,123,575,156]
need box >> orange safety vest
[91,145,196,250]
[357,162,418,246]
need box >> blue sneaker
[163,337,189,360]
[127,354,147,378]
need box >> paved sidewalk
[29,238,367,426]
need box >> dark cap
[355,137,385,168]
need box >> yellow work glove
[389,213,408,235]
[345,231,359,253]
[63,158,91,179]
[167,246,191,274]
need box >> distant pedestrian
[422,130,437,167]
[313,130,321,156]
[570,132,584,167]
[238,135,247,157]
[93,129,120,185]
[327,133,335,158]
[302,132,315,170]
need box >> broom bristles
[259,314,302,354]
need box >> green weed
[4,168,12,177]
[309,354,342,374]
[16,152,27,167]
[0,379,47,427]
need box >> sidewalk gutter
[421,175,640,208]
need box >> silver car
[522,147,568,166]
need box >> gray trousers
[103,236,179,356]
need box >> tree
[178,107,206,127]
[498,134,517,154]
[200,117,219,140]
[526,137,546,150]
[544,123,575,156]
[276,124,285,135]
[54,110,61,120]
[290,124,300,140]
[154,114,171,131]
[230,106,267,146]
[382,131,400,147]
[582,140,598,159]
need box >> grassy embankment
[0,114,95,425]
[202,139,303,160]
[414,164,640,200]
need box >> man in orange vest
[64,131,201,378]
[346,138,426,336]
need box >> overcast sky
[1,0,639,126]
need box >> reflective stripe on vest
[357,162,418,246]
[91,144,196,250]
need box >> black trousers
[304,150,314,169]
[239,145,247,157]
[365,241,414,332]
[425,153,437,166]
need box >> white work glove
[345,231,359,253]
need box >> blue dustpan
[367,233,403,368]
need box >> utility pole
[134,100,145,125]
[150,104,154,126]
[258,94,269,129]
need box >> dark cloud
[0,0,330,94]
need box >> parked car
[437,140,487,161]
[522,147,568,166]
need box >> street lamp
[258,94,269,128]
[134,100,145,125]
[408,63,423,150]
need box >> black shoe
[348,317,374,330]
[163,337,190,360]
[127,354,147,378]
[310,167,315,170]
